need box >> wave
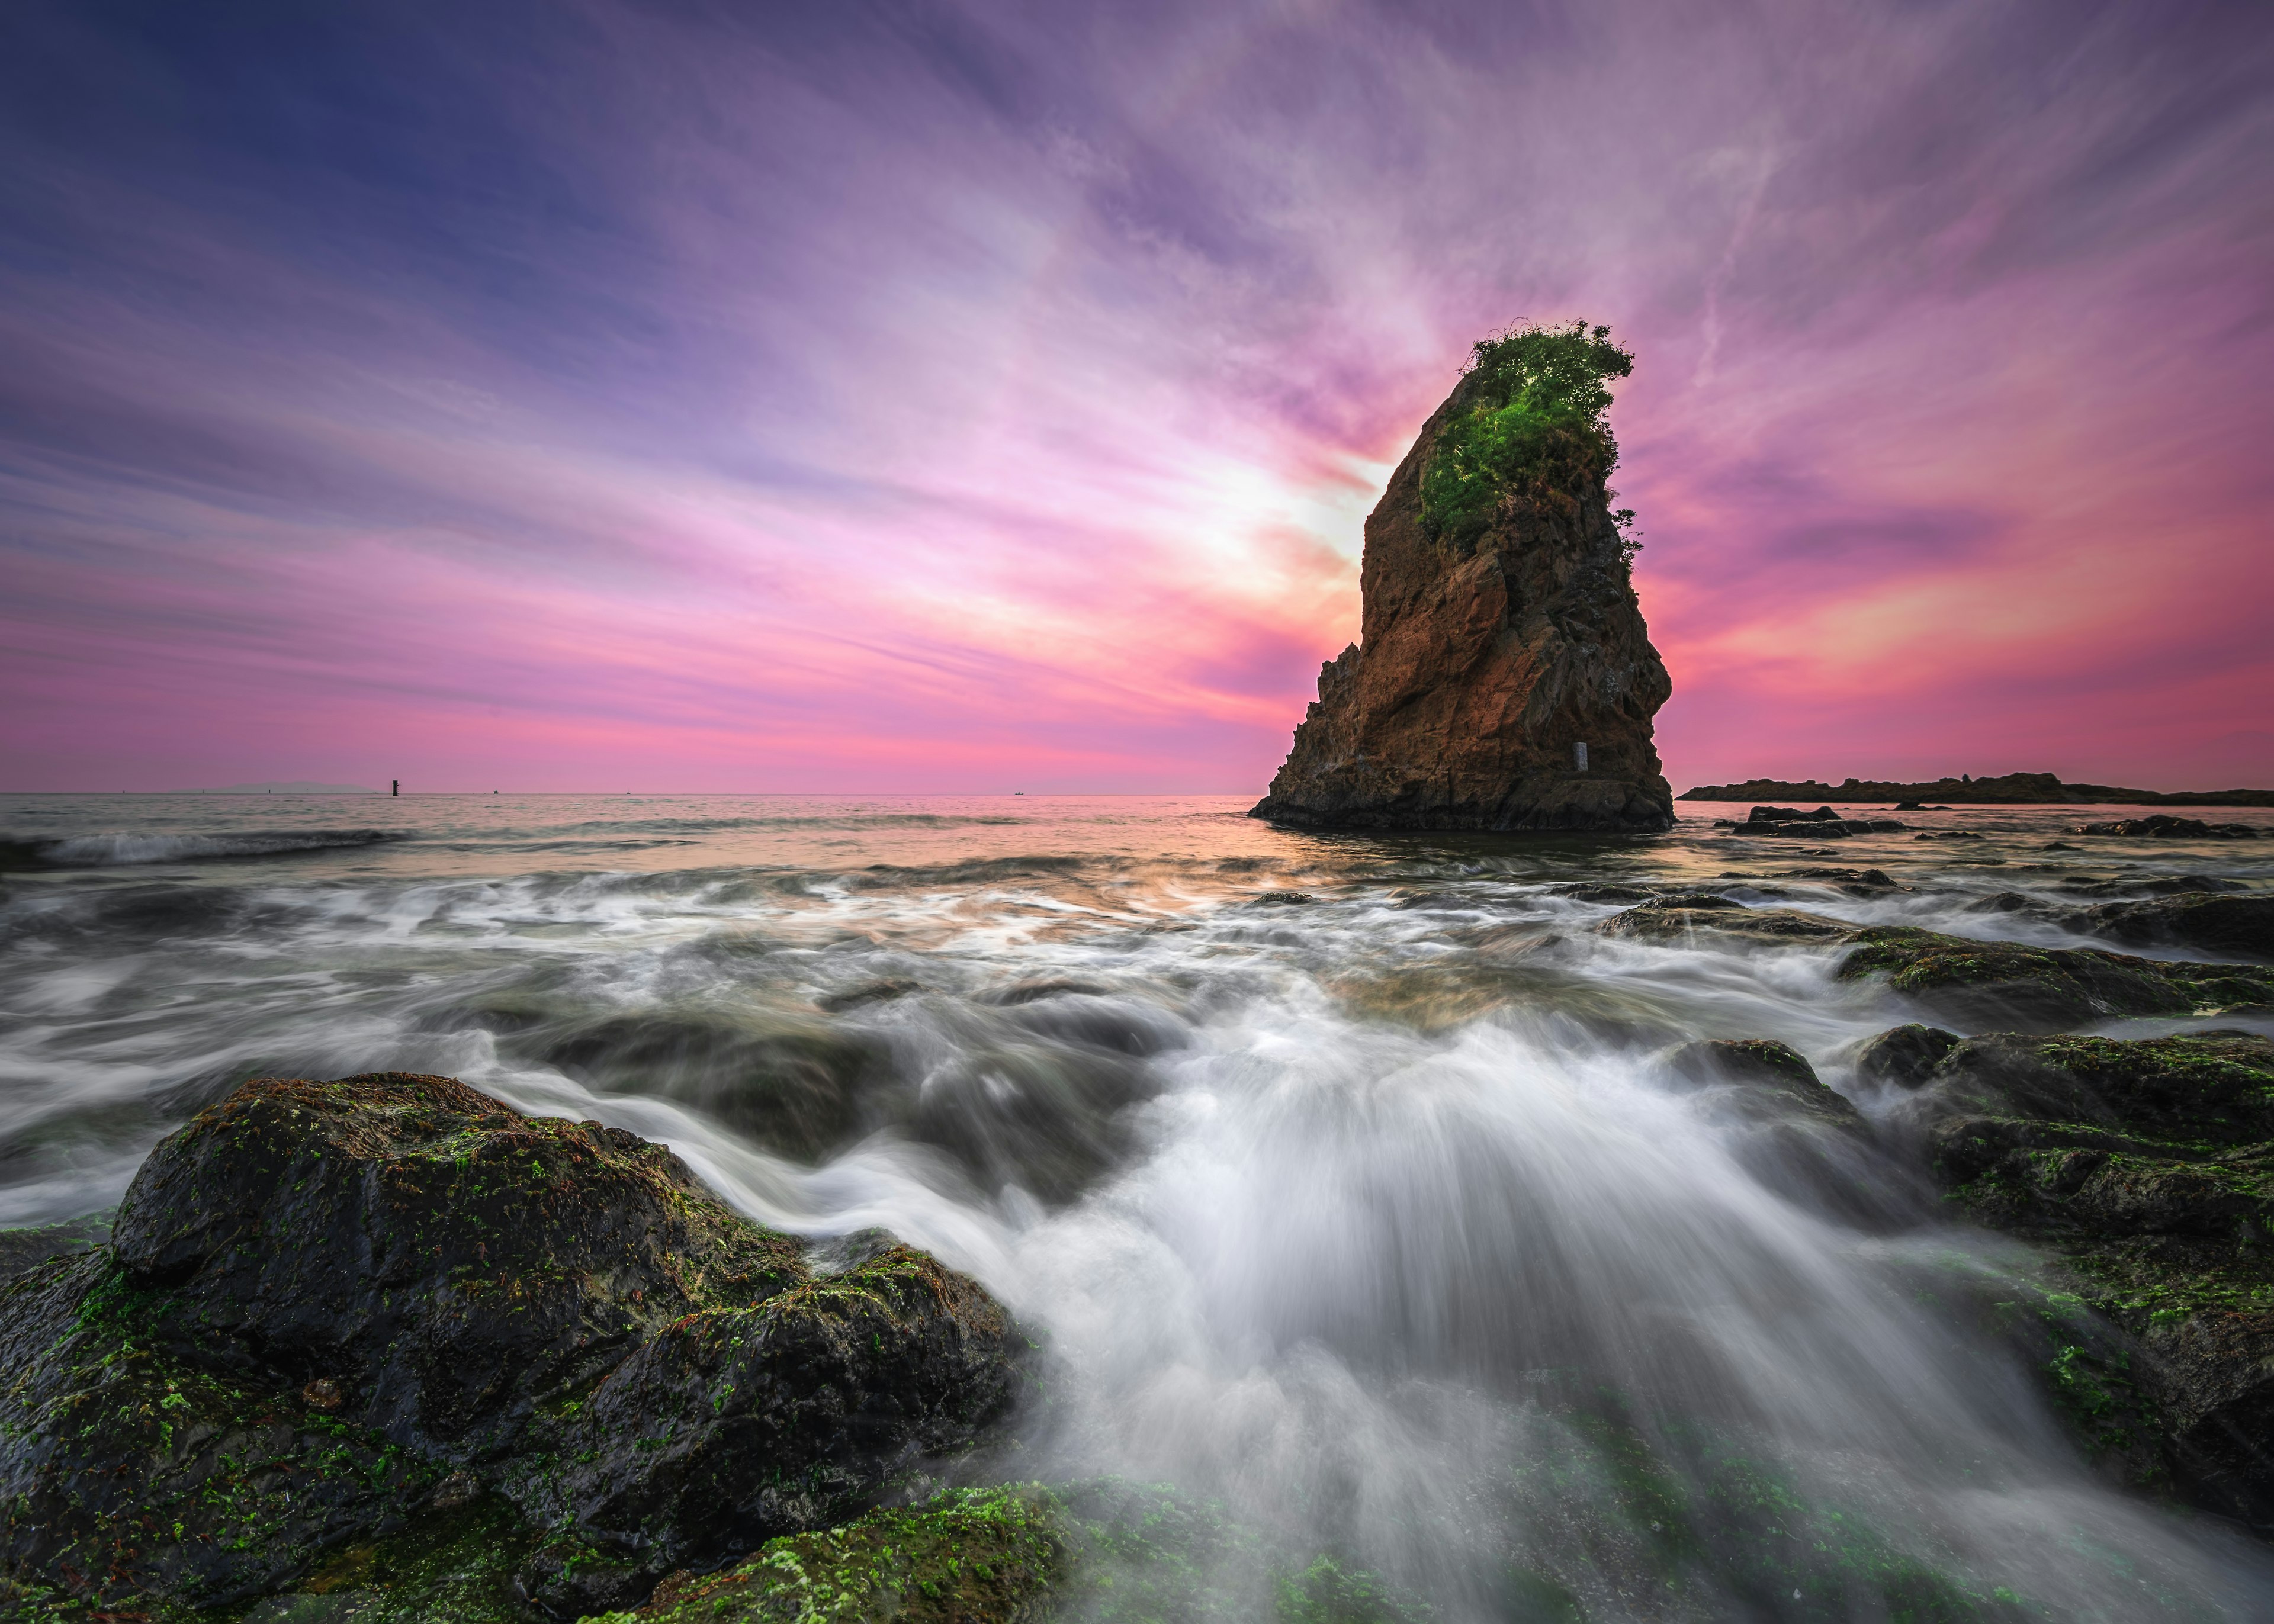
[7,829,407,867]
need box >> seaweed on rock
[0,1073,1028,1620]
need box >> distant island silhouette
[1679,771,2274,808]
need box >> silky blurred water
[4,790,2272,1619]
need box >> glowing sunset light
[1,1,2266,793]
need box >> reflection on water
[3,792,2272,1617]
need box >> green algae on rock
[0,1073,1027,1620]
[578,1481,1433,1624]
[110,1073,811,1463]
[1899,1030,2274,1519]
[1835,929,2274,1031]
[532,1242,1023,1582]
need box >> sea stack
[1252,323,1675,832]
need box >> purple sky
[2,0,2267,792]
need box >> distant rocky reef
[1252,324,1674,832]
[1680,771,2274,808]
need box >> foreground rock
[1891,1031,2274,1520]
[0,1074,1023,1619]
[1252,324,1674,832]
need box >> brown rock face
[1251,369,1675,831]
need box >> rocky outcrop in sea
[1252,324,1674,832]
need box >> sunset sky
[3,1,2268,793]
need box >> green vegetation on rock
[1833,927,2274,1030]
[574,1481,1431,1624]
[1906,1030,2274,1517]
[1418,323,1636,554]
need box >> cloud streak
[1,0,2267,791]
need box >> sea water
[3,791,2271,1619]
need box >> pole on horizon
[392,780,399,796]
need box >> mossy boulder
[534,1242,1023,1581]
[1903,1031,2274,1519]
[0,1075,1028,1619]
[1833,927,2274,1031]
[0,1252,436,1612]
[110,1072,808,1462]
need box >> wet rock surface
[0,1074,1026,1619]
[1896,1031,2274,1522]
[2059,892,2274,960]
[1251,360,1674,832]
[1833,926,2274,1030]
[2073,815,2262,838]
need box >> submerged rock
[1251,327,1674,832]
[1852,1024,1960,1090]
[0,1073,1026,1618]
[2058,892,2274,961]
[1594,898,2274,1029]
[1660,1040,1920,1228]
[1899,1032,2274,1519]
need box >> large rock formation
[1251,335,1675,832]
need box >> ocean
[4,790,2272,1617]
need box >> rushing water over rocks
[4,792,2273,1619]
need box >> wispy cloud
[1,0,2267,790]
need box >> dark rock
[1903,1032,2274,1519]
[1549,881,1660,903]
[1852,1024,1959,1090]
[1833,927,2274,1031]
[817,978,921,1012]
[2073,816,2261,838]
[1784,867,1899,890]
[1749,805,1841,822]
[1596,903,1854,947]
[1250,890,1315,906]
[1661,1041,1920,1229]
[110,1072,808,1462]
[532,1011,878,1162]
[981,977,1114,1005]
[2051,874,2247,899]
[1730,816,1906,838]
[2058,892,2274,961]
[0,1211,111,1281]
[1250,346,1674,833]
[1664,1040,1862,1134]
[0,1251,431,1609]
[1912,831,1985,841]
[1960,890,2039,915]
[532,1246,1022,1581]
[1,1073,1028,1618]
